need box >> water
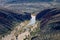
[27,15,36,26]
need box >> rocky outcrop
[32,8,60,40]
[0,8,31,36]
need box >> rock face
[0,8,31,36]
[36,8,56,21]
[32,8,60,40]
[1,15,37,40]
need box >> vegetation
[30,26,40,37]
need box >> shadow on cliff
[0,8,31,36]
[32,8,60,40]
